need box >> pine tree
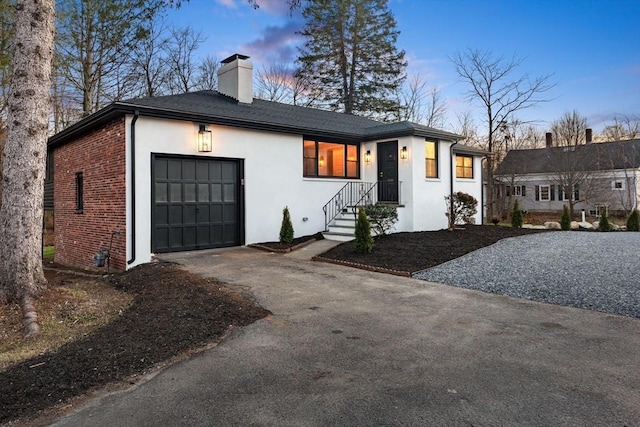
[279,206,294,244]
[511,199,523,228]
[598,206,611,232]
[296,0,406,120]
[627,208,639,231]
[354,207,373,253]
[560,205,571,230]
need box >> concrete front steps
[323,211,357,241]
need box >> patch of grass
[0,271,133,371]
[43,246,55,259]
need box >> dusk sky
[167,0,640,135]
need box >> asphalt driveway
[52,240,640,426]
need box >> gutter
[127,111,139,265]
[449,140,458,228]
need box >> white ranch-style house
[48,54,486,271]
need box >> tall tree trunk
[0,0,55,339]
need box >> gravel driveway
[413,232,640,318]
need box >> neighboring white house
[494,132,640,218]
[48,54,487,271]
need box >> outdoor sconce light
[319,155,325,167]
[401,146,408,160]
[365,150,371,163]
[197,124,212,152]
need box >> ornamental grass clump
[598,206,611,232]
[279,206,294,244]
[354,207,373,254]
[626,208,639,231]
[560,205,571,230]
[511,199,523,229]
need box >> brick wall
[54,118,127,271]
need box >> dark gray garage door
[152,155,243,253]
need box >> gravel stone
[413,232,640,318]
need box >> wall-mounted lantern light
[365,150,371,163]
[198,124,212,152]
[319,155,325,167]
[400,146,408,160]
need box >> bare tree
[601,114,640,142]
[55,0,164,116]
[165,26,205,94]
[255,63,293,102]
[193,54,219,91]
[0,0,55,338]
[451,49,554,221]
[394,73,446,128]
[546,110,593,216]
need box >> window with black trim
[303,139,359,178]
[75,172,84,213]
[455,154,473,179]
[425,140,438,178]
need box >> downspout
[449,140,458,229]
[127,111,139,265]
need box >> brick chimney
[545,132,553,147]
[585,128,593,144]
[218,54,253,104]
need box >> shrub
[364,204,398,236]
[491,217,499,225]
[560,205,571,230]
[354,207,373,253]
[511,200,523,229]
[626,208,639,231]
[598,206,611,232]
[445,192,478,228]
[279,206,294,243]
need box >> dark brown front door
[377,141,398,203]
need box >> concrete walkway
[52,242,640,426]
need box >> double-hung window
[303,140,359,178]
[539,185,550,201]
[425,140,438,178]
[455,155,473,179]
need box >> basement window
[75,172,84,213]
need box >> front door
[377,141,398,203]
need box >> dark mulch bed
[318,225,548,274]
[251,232,324,252]
[0,263,270,425]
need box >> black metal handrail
[350,182,378,219]
[323,181,377,231]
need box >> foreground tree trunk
[0,0,55,338]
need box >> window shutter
[521,186,526,197]
[550,185,555,201]
[559,186,564,201]
[574,184,579,201]
[535,185,540,201]
[506,186,511,196]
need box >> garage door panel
[183,205,197,224]
[153,156,241,253]
[169,205,183,225]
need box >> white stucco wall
[124,115,486,267]
[126,115,358,267]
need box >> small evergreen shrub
[511,199,523,228]
[279,206,294,243]
[560,205,571,231]
[627,208,640,231]
[364,204,398,235]
[354,207,373,253]
[491,217,499,225]
[445,192,478,227]
[598,206,611,232]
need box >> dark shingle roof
[49,90,470,147]
[495,139,640,175]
